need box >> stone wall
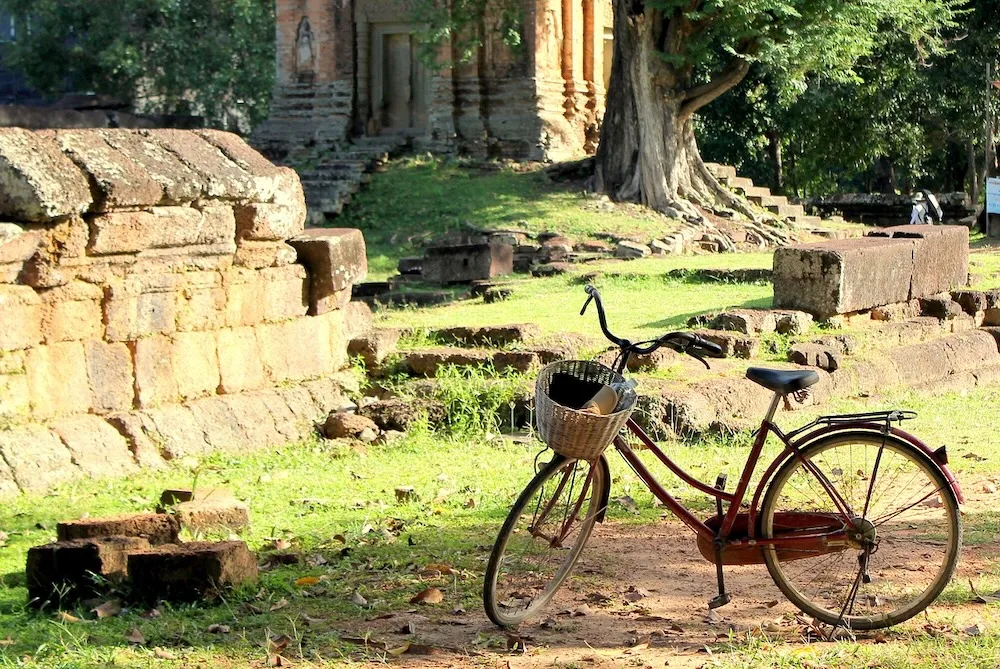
[803,192,974,226]
[0,128,370,498]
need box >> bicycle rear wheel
[483,454,609,627]
[760,432,961,630]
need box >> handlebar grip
[693,336,724,358]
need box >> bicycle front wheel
[483,454,609,627]
[761,433,961,630]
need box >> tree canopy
[0,0,274,130]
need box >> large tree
[0,0,274,130]
[593,0,960,219]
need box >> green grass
[336,157,686,280]
[3,382,1000,667]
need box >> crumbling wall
[0,128,370,498]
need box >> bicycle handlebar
[581,285,724,365]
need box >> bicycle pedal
[714,473,728,491]
[708,593,732,609]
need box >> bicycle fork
[709,473,732,610]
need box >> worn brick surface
[38,282,103,343]
[436,324,540,347]
[694,330,760,359]
[145,130,256,200]
[171,331,221,400]
[222,268,266,326]
[0,424,77,492]
[234,202,305,241]
[174,498,251,532]
[217,327,266,394]
[175,272,226,331]
[0,366,29,419]
[27,537,150,606]
[100,129,203,204]
[0,456,18,498]
[288,229,368,314]
[349,328,401,369]
[0,285,42,351]
[141,405,212,459]
[89,206,234,255]
[0,128,93,221]
[134,335,179,408]
[869,225,969,298]
[51,415,139,478]
[257,317,334,383]
[260,265,309,322]
[104,412,168,469]
[277,384,323,424]
[82,340,135,413]
[104,275,179,341]
[254,389,301,440]
[343,300,375,340]
[221,393,284,449]
[189,396,249,452]
[26,342,91,418]
[422,242,512,284]
[127,540,258,602]
[58,512,179,545]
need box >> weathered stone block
[83,340,135,413]
[51,415,139,479]
[421,242,512,284]
[0,284,42,351]
[712,310,777,335]
[39,282,103,343]
[134,336,179,408]
[789,343,841,371]
[919,296,964,320]
[219,393,284,449]
[951,290,988,315]
[127,540,258,602]
[0,366,29,419]
[404,348,492,376]
[0,128,93,221]
[774,311,814,336]
[233,240,297,269]
[89,206,234,255]
[694,330,760,359]
[256,317,334,383]
[144,129,256,200]
[57,512,179,545]
[222,268,266,327]
[27,537,150,606]
[104,275,179,341]
[615,241,652,259]
[99,129,203,204]
[870,300,921,321]
[359,397,447,432]
[0,424,77,492]
[174,498,250,532]
[171,331,220,401]
[217,327,266,394]
[26,342,91,418]
[288,228,367,315]
[0,455,18,498]
[0,222,41,268]
[773,238,916,318]
[175,272,226,331]
[435,323,540,347]
[343,301,374,340]
[253,388,300,441]
[49,129,164,210]
[188,396,248,453]
[234,202,305,241]
[260,265,309,322]
[349,328,401,369]
[141,405,211,459]
[194,130,300,204]
[869,225,968,298]
[983,307,1000,327]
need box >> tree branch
[679,54,751,118]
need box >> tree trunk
[767,131,783,193]
[592,5,756,222]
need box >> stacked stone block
[0,128,369,497]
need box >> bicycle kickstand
[708,474,732,610]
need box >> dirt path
[339,477,1000,668]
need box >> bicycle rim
[761,433,961,630]
[483,455,607,627]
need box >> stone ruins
[253,0,614,161]
[0,128,370,498]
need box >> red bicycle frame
[609,392,964,564]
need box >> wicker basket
[534,360,637,460]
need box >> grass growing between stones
[336,157,686,280]
[1,383,999,667]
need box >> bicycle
[483,285,963,633]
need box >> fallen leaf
[386,640,411,656]
[421,563,455,577]
[295,576,320,587]
[965,623,985,636]
[269,598,289,612]
[0,637,13,647]
[765,600,779,608]
[92,600,122,619]
[983,483,998,494]
[125,627,145,645]
[572,604,591,617]
[351,591,369,606]
[963,452,987,462]
[410,587,444,604]
[55,611,86,624]
[613,495,640,514]
[463,497,477,509]
[153,648,177,660]
[268,634,291,654]
[969,580,1000,604]
[207,624,231,634]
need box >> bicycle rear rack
[785,409,917,441]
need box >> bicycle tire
[760,432,961,630]
[483,454,609,627]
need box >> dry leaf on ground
[207,624,231,634]
[124,627,145,645]
[0,637,13,647]
[153,648,177,660]
[410,587,444,604]
[92,601,122,619]
[295,576,320,587]
[269,598,289,612]
[55,611,87,624]
[351,591,369,606]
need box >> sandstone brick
[141,405,211,459]
[51,415,139,478]
[39,283,103,343]
[188,396,249,453]
[288,229,368,315]
[26,342,91,418]
[422,242,511,284]
[145,129,256,200]
[0,424,78,492]
[217,327,266,394]
[194,130,299,204]
[276,384,323,424]
[349,328,401,369]
[694,330,760,359]
[104,276,179,341]
[983,307,1000,327]
[0,369,29,419]
[707,310,777,335]
[219,393,284,449]
[869,225,969,298]
[256,317,334,383]
[951,290,988,315]
[404,347,492,376]
[359,397,447,432]
[887,330,1000,387]
[127,540,258,602]
[134,336,179,408]
[253,389,301,441]
[99,129,203,204]
[492,350,540,372]
[57,512,179,545]
[104,412,168,469]
[0,128,93,221]
[302,376,350,414]
[171,331,220,400]
[27,537,150,606]
[234,240,296,269]
[774,311,814,336]
[234,202,305,241]
[0,222,41,265]
[0,284,42,351]
[49,129,164,210]
[260,265,309,322]
[175,273,226,332]
[788,343,841,371]
[174,498,251,532]
[0,456,18,498]
[773,238,916,318]
[83,340,135,413]
[89,206,234,255]
[343,300,374,340]
[222,268,266,326]
[321,412,379,439]
[436,323,541,347]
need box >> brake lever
[689,350,711,370]
[580,295,594,316]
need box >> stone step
[759,194,790,208]
[704,162,737,181]
[740,185,772,199]
[726,175,755,190]
[790,214,823,226]
[767,203,805,219]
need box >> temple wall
[0,129,370,498]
